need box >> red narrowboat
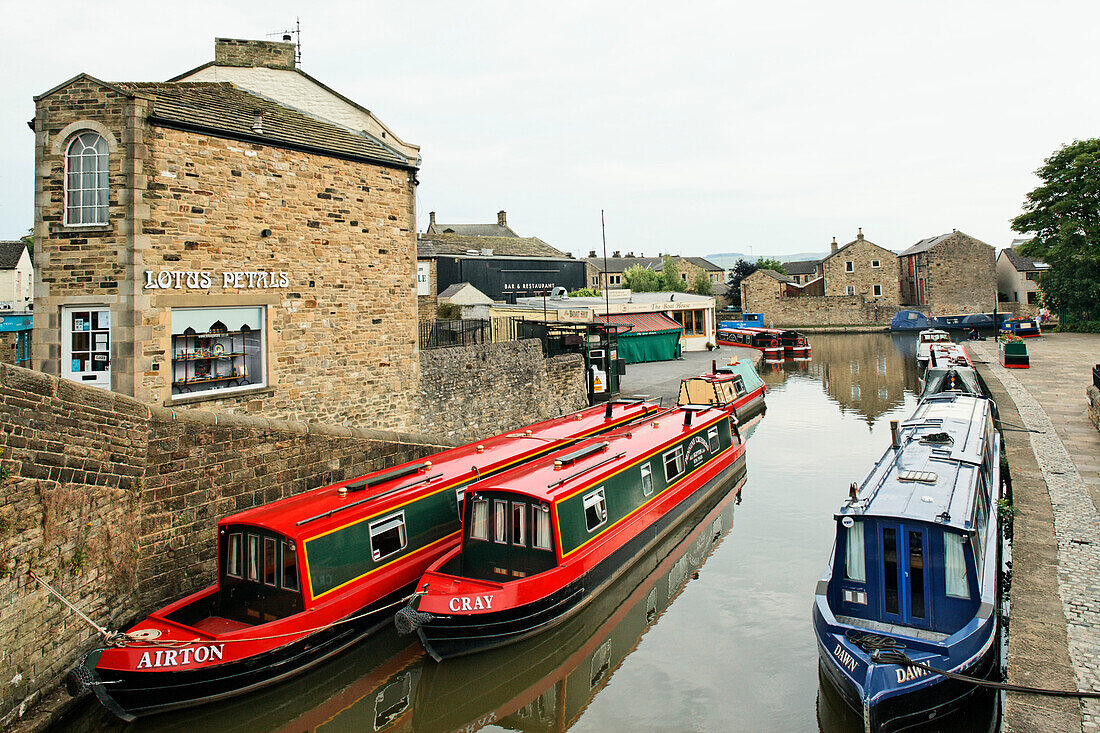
[744,327,812,360]
[398,404,747,660]
[927,342,973,369]
[715,327,784,362]
[75,399,659,720]
[678,356,767,424]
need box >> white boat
[915,329,952,366]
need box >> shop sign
[502,282,556,292]
[143,270,290,290]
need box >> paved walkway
[970,333,1100,733]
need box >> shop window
[369,513,407,562]
[171,307,265,398]
[672,309,706,336]
[65,132,108,226]
[583,489,607,532]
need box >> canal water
[56,332,999,732]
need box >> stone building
[584,254,724,292]
[898,231,996,315]
[782,258,822,285]
[30,37,422,428]
[820,230,899,304]
[997,244,1048,313]
[0,242,33,311]
[417,211,584,316]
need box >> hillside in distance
[706,251,829,270]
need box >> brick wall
[415,339,587,441]
[0,363,448,727]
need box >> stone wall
[742,272,894,326]
[0,331,25,366]
[1089,386,1099,434]
[415,339,587,441]
[0,362,448,727]
[926,232,996,315]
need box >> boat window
[883,528,899,615]
[263,537,278,587]
[247,534,259,582]
[731,375,745,396]
[718,382,736,403]
[512,502,527,546]
[844,522,865,582]
[708,427,720,453]
[281,540,299,591]
[908,531,926,619]
[583,488,608,532]
[641,463,654,497]
[494,500,508,544]
[469,498,489,541]
[532,505,552,550]
[663,446,685,483]
[226,533,242,578]
[945,533,969,598]
[369,513,407,562]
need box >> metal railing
[1093,363,1099,390]
[418,319,491,350]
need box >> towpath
[970,333,1100,733]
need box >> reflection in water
[51,333,997,733]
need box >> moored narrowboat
[715,327,784,362]
[1001,317,1040,338]
[744,327,812,360]
[399,405,747,660]
[677,357,766,424]
[76,399,660,720]
[915,329,952,366]
[812,394,1001,732]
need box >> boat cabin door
[879,523,932,629]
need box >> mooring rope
[846,630,1100,699]
[29,567,424,649]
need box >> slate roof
[115,81,412,169]
[426,222,518,237]
[0,242,28,270]
[755,268,794,283]
[1001,247,1049,272]
[586,257,664,274]
[899,232,954,257]
[782,259,821,276]
[418,234,569,259]
[684,257,724,272]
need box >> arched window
[65,132,108,226]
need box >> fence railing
[419,319,492,350]
[1093,363,1099,390]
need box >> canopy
[596,312,682,364]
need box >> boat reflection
[411,470,744,733]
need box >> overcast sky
[3,0,1097,259]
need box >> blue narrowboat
[890,310,934,331]
[1001,317,1041,338]
[813,393,1001,732]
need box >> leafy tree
[1012,138,1100,326]
[658,255,685,292]
[20,228,32,258]
[725,259,758,309]
[568,287,602,297]
[623,265,660,292]
[755,257,787,275]
[691,270,715,296]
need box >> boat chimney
[849,482,859,502]
[712,359,717,373]
[890,420,900,448]
[683,410,693,427]
[605,401,613,420]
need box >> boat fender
[394,606,434,635]
[65,663,94,696]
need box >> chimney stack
[612,251,621,258]
[497,210,507,227]
[857,227,864,241]
[588,250,597,258]
[428,211,436,228]
[830,236,838,254]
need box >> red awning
[596,312,682,335]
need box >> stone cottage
[997,243,1048,314]
[30,37,422,429]
[898,231,996,315]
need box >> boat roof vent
[554,441,609,469]
[898,470,938,484]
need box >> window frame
[493,499,509,544]
[707,427,720,453]
[263,536,278,587]
[872,284,882,297]
[64,132,109,227]
[469,498,489,541]
[871,259,881,268]
[369,511,408,563]
[663,445,685,482]
[532,504,553,550]
[226,533,243,578]
[846,285,855,296]
[583,488,608,532]
[281,540,299,591]
[640,462,654,497]
[247,534,260,582]
[845,260,854,273]
[511,501,527,546]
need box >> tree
[20,228,32,258]
[691,270,715,296]
[725,259,758,309]
[568,287,601,297]
[755,257,787,275]
[657,255,685,292]
[623,265,660,292]
[1012,138,1100,324]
